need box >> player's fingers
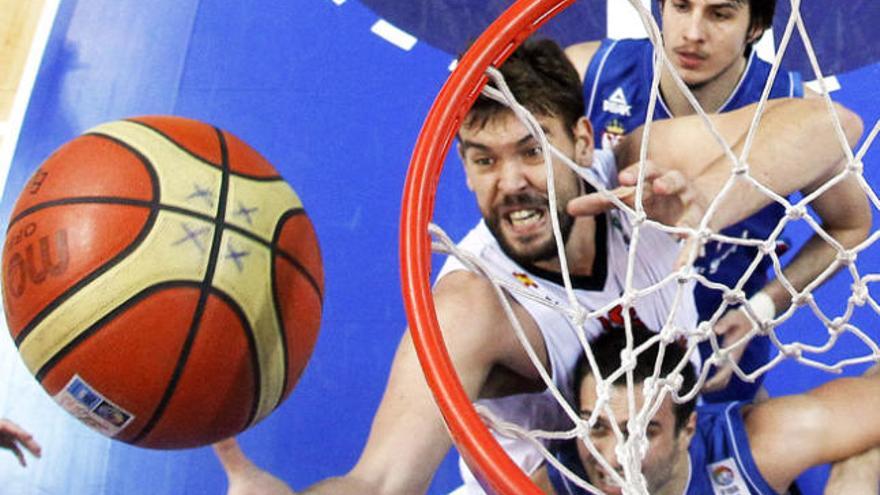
[20,435,41,458]
[567,187,635,217]
[0,421,39,457]
[703,367,732,393]
[618,160,662,186]
[652,170,688,196]
[7,442,25,467]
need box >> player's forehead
[579,377,676,425]
[667,0,748,10]
[458,111,565,149]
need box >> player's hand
[567,160,707,266]
[0,419,41,467]
[227,464,296,495]
[215,438,296,495]
[702,309,755,393]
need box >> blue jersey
[547,402,778,495]
[583,39,804,402]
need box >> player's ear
[746,25,766,46]
[678,411,697,446]
[573,116,594,166]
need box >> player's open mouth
[506,208,546,233]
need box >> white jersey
[439,149,698,494]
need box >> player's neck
[533,215,597,276]
[659,55,748,117]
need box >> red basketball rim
[400,1,575,494]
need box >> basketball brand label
[707,458,750,494]
[28,168,48,195]
[4,227,69,298]
[53,375,134,437]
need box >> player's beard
[485,191,575,268]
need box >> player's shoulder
[564,40,602,82]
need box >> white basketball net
[430,0,880,493]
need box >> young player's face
[458,111,589,266]
[576,377,692,495]
[661,0,756,87]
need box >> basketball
[1,116,323,449]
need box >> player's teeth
[509,209,539,225]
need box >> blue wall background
[0,1,876,494]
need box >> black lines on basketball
[130,126,232,444]
[8,197,156,230]
[3,115,324,447]
[210,287,262,428]
[13,203,161,347]
[33,281,203,381]
[272,208,324,302]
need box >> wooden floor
[0,0,47,152]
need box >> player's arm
[227,270,545,495]
[608,98,863,231]
[743,366,880,492]
[564,41,601,82]
[756,173,871,316]
[214,438,297,495]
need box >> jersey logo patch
[602,118,626,150]
[603,87,632,116]
[708,458,751,494]
[512,271,539,288]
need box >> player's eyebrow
[579,409,661,432]
[459,129,548,154]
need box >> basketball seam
[273,208,324,301]
[123,119,284,181]
[130,126,234,445]
[12,139,163,347]
[33,280,203,381]
[209,286,262,429]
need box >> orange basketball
[1,116,323,449]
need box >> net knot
[786,205,807,220]
[850,281,869,306]
[792,292,813,307]
[847,160,864,174]
[732,161,749,176]
[836,249,856,266]
[829,316,847,334]
[781,344,803,359]
[632,211,648,226]
[696,321,714,340]
[723,289,747,305]
[759,240,777,255]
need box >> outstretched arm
[0,418,40,467]
[704,171,871,392]
[745,365,880,492]
[214,271,548,495]
[570,98,863,233]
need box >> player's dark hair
[659,0,777,48]
[464,38,584,136]
[574,322,697,432]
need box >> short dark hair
[659,0,777,45]
[464,38,584,134]
[574,322,697,431]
